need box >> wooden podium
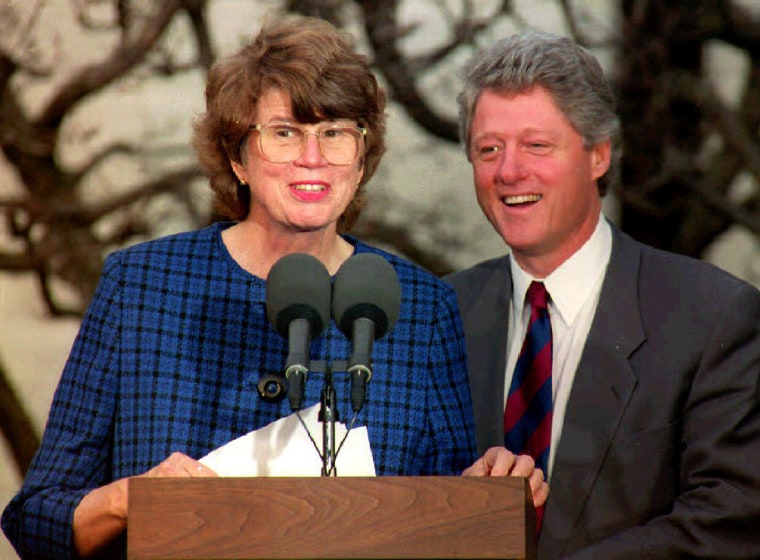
[128,476,536,559]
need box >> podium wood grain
[128,476,535,559]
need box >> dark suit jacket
[446,224,760,559]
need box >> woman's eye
[322,128,344,139]
[273,127,297,139]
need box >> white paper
[200,404,376,477]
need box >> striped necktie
[504,281,553,529]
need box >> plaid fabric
[2,222,476,559]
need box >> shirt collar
[510,213,612,327]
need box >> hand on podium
[73,452,218,558]
[462,447,549,508]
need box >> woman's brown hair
[192,16,386,232]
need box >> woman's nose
[296,133,327,166]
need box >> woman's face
[231,88,365,236]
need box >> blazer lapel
[539,226,646,558]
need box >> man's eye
[527,142,552,153]
[475,144,502,160]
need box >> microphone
[332,253,402,413]
[266,253,332,411]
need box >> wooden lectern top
[128,476,536,559]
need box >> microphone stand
[314,360,347,476]
[288,359,349,477]
[318,361,338,476]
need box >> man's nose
[497,146,527,183]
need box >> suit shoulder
[102,224,224,282]
[444,255,510,291]
[612,229,760,323]
[443,256,511,316]
[107,224,220,263]
[637,239,759,296]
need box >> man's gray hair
[457,31,621,195]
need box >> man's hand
[462,446,549,508]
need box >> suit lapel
[539,226,647,557]
[457,257,512,455]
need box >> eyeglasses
[250,122,367,165]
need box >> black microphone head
[266,253,331,337]
[332,253,402,340]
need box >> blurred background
[2,1,760,557]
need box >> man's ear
[591,140,611,182]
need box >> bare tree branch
[0,353,40,476]
[38,0,185,129]
[358,0,459,141]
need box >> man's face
[469,86,610,277]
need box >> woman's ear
[231,160,247,185]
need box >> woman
[2,16,547,558]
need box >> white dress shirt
[505,213,612,479]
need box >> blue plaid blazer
[2,222,476,559]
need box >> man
[446,30,760,559]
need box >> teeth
[503,193,541,205]
[294,184,325,192]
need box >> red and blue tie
[504,281,552,528]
